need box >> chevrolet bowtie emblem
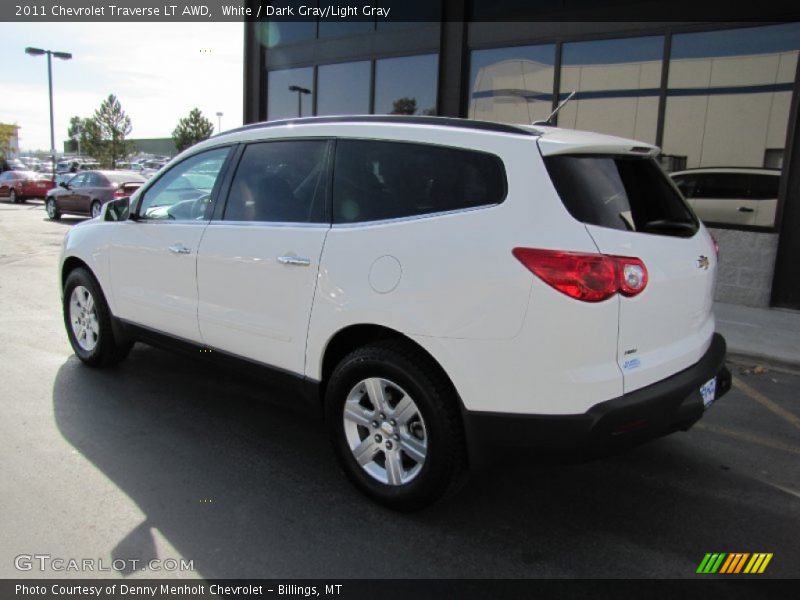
[697,255,710,270]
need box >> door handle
[737,206,754,213]
[168,244,192,254]
[277,255,311,266]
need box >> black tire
[9,189,17,204]
[90,200,101,218]
[46,197,61,220]
[63,267,132,367]
[325,340,466,511]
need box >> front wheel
[325,341,466,511]
[46,198,61,220]
[63,268,132,367]
[9,189,17,204]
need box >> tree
[79,118,105,163]
[390,97,418,115]
[172,108,214,152]
[93,94,133,168]
[0,123,19,160]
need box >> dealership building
[243,4,800,310]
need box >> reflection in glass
[469,45,556,124]
[662,23,800,227]
[267,67,314,120]
[558,36,663,143]
[256,2,317,46]
[317,61,371,116]
[374,54,438,116]
[318,19,374,39]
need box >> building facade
[244,4,800,310]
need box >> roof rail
[215,115,540,138]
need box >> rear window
[105,172,145,184]
[544,155,698,237]
[333,140,506,224]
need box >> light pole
[288,85,311,118]
[25,47,72,178]
[216,111,223,132]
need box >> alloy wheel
[342,377,428,486]
[69,285,99,351]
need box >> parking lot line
[695,422,800,455]
[732,376,800,431]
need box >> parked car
[1,158,29,173]
[59,116,730,509]
[140,159,168,179]
[56,159,101,174]
[46,170,145,220]
[670,167,780,228]
[0,170,54,202]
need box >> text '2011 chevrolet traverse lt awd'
[59,116,731,510]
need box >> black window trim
[131,144,238,223]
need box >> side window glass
[69,174,87,188]
[748,174,779,200]
[85,173,101,187]
[332,140,506,224]
[223,140,328,223]
[138,147,230,221]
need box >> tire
[63,267,132,367]
[46,198,61,220]
[9,189,17,204]
[90,200,102,218]
[325,340,466,511]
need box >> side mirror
[104,197,131,222]
[59,181,69,189]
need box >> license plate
[700,377,717,409]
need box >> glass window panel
[257,2,317,46]
[332,140,506,223]
[558,36,663,143]
[374,54,438,116]
[267,67,314,120]
[224,141,328,223]
[468,45,556,124]
[316,61,371,116]
[662,23,800,228]
[376,0,442,29]
[138,148,230,221]
[318,20,374,39]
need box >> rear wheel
[325,341,466,511]
[46,198,61,220]
[63,268,132,367]
[90,200,102,218]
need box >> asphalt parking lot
[1,199,799,580]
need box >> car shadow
[45,216,87,226]
[52,345,799,578]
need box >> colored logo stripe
[697,553,773,574]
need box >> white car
[59,116,731,509]
[670,167,780,228]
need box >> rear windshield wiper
[641,219,696,234]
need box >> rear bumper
[463,333,731,465]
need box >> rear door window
[223,140,328,223]
[544,155,698,237]
[332,139,506,224]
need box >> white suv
[59,116,731,510]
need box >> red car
[0,170,54,203]
[45,170,146,220]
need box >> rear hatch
[539,130,717,394]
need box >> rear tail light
[512,248,648,302]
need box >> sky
[0,22,243,152]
